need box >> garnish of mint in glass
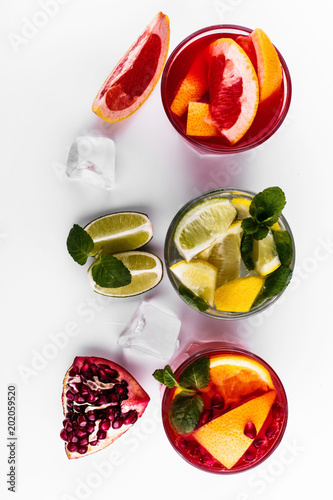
[153,356,210,434]
[66,224,131,288]
[240,186,293,301]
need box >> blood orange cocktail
[161,345,288,473]
[161,25,292,154]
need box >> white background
[1,0,333,499]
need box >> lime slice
[253,230,281,276]
[231,197,251,220]
[174,198,237,261]
[88,251,163,297]
[84,212,153,255]
[199,221,243,287]
[170,259,217,307]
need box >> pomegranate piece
[60,356,150,459]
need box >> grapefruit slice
[186,102,220,137]
[92,12,170,122]
[193,390,276,469]
[208,38,259,144]
[250,28,282,102]
[170,49,209,117]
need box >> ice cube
[66,136,115,190]
[118,301,181,360]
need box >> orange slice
[214,275,265,312]
[170,50,208,117]
[92,12,170,122]
[186,102,220,137]
[250,28,282,102]
[209,353,274,407]
[209,38,259,144]
[193,390,276,469]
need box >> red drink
[161,25,292,154]
[161,344,287,473]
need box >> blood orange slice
[209,38,259,144]
[92,12,170,122]
[250,28,282,102]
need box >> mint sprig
[153,356,210,433]
[66,224,131,288]
[178,285,208,312]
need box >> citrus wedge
[92,12,170,122]
[170,49,208,117]
[209,38,259,144]
[199,221,243,287]
[170,259,217,307]
[173,197,237,261]
[88,251,163,297]
[84,212,153,256]
[230,197,251,220]
[192,390,276,469]
[186,102,220,137]
[214,275,265,312]
[209,353,274,407]
[253,230,281,276]
[250,28,282,102]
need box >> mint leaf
[263,265,292,298]
[250,187,286,226]
[241,233,254,271]
[273,230,293,266]
[242,217,259,235]
[67,224,94,265]
[169,392,204,434]
[153,366,178,388]
[179,355,210,390]
[254,225,269,240]
[91,255,131,288]
[178,285,208,312]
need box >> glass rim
[161,24,292,154]
[164,187,296,320]
[161,343,288,474]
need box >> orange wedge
[209,354,274,407]
[214,275,265,312]
[209,38,259,144]
[170,50,208,117]
[250,28,282,102]
[186,102,220,137]
[193,390,276,469]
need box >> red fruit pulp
[164,31,285,150]
[161,348,287,474]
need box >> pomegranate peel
[92,12,170,122]
[60,356,150,459]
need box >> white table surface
[2,0,332,499]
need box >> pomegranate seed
[123,410,138,425]
[78,446,88,454]
[60,429,68,441]
[98,395,108,405]
[211,393,224,410]
[67,443,77,452]
[76,428,87,438]
[87,393,98,403]
[202,454,215,466]
[121,379,128,387]
[77,415,87,427]
[244,421,257,439]
[69,366,79,377]
[178,438,189,451]
[90,439,98,446]
[86,423,95,434]
[79,438,89,447]
[86,410,96,421]
[188,441,200,458]
[100,419,111,431]
[112,417,123,429]
[80,362,92,379]
[109,393,119,404]
[74,394,86,404]
[114,384,125,395]
[80,386,89,396]
[245,449,257,462]
[199,408,213,426]
[64,421,73,433]
[272,402,282,421]
[66,391,74,401]
[106,407,118,419]
[253,437,267,449]
[97,430,107,440]
[265,422,278,439]
[68,432,79,444]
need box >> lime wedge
[199,221,243,287]
[230,197,251,220]
[170,259,217,307]
[253,230,281,276]
[88,251,163,297]
[84,212,153,255]
[174,198,237,261]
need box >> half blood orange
[92,12,170,122]
[209,38,259,145]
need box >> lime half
[85,212,153,256]
[170,259,217,307]
[88,251,163,297]
[174,198,237,261]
